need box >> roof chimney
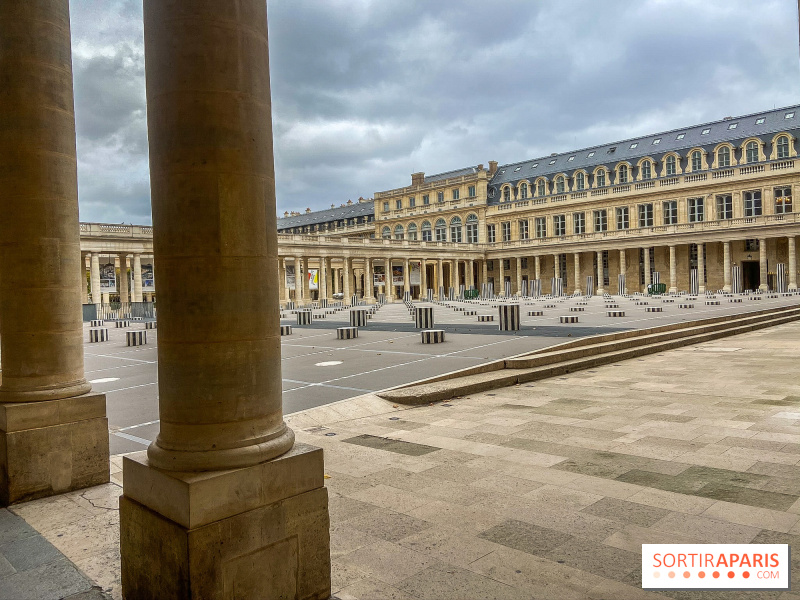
[331,204,335,208]
[305,207,311,214]
[488,161,498,176]
[283,211,289,217]
[346,199,353,205]
[411,172,424,186]
[477,164,484,171]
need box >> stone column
[420,258,427,299]
[759,238,768,291]
[668,245,677,293]
[0,0,108,504]
[279,258,289,303]
[343,256,352,300]
[403,258,410,297]
[644,247,651,291]
[534,255,541,280]
[119,254,130,304]
[723,241,732,292]
[319,256,328,302]
[467,259,474,291]
[363,258,372,301]
[553,254,559,279]
[515,257,522,296]
[132,253,143,302]
[498,258,505,294]
[573,253,581,294]
[697,243,706,294]
[619,249,627,294]
[596,251,605,295]
[481,260,488,290]
[81,254,89,304]
[302,257,311,302]
[437,258,444,292]
[451,260,458,290]
[789,236,797,290]
[90,253,102,305]
[121,2,330,598]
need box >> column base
[789,285,798,291]
[759,284,769,291]
[0,393,109,505]
[121,442,331,600]
[723,285,732,292]
[669,287,677,294]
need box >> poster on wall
[410,262,421,286]
[286,266,296,290]
[392,265,403,286]
[100,263,117,291]
[308,269,318,291]
[373,265,386,286]
[141,264,155,290]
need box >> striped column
[531,279,541,298]
[350,309,367,327]
[586,275,594,297]
[498,304,520,331]
[403,257,410,298]
[777,263,787,293]
[415,306,434,328]
[498,259,505,295]
[643,247,651,292]
[617,273,625,296]
[690,268,698,295]
[732,264,742,294]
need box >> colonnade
[81,252,151,304]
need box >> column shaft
[534,256,541,280]
[420,259,427,298]
[789,237,797,290]
[437,259,443,291]
[596,251,605,294]
[619,249,627,294]
[343,257,351,300]
[293,256,302,302]
[319,257,328,301]
[668,245,677,293]
[132,253,143,302]
[302,257,311,302]
[498,258,505,294]
[723,242,732,292]
[119,255,130,304]
[515,257,522,296]
[697,243,706,294]
[759,238,768,291]
[363,258,372,300]
[91,253,102,306]
[403,258,410,295]
[644,247,651,291]
[81,254,89,304]
[573,253,581,294]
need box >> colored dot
[743,571,750,579]
[668,571,676,579]
[683,571,691,578]
[728,571,735,579]
[698,571,706,579]
[713,571,720,578]
[653,572,660,579]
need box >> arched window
[465,214,478,243]
[556,176,565,194]
[502,187,510,202]
[407,223,418,241]
[435,218,447,242]
[394,224,404,240]
[746,141,759,164]
[691,151,702,171]
[717,146,731,168]
[666,155,676,176]
[450,216,463,243]
[576,171,585,190]
[777,135,790,159]
[537,180,546,196]
[421,220,432,242]
[641,160,652,180]
[596,170,606,187]
[618,165,628,184]
[520,183,528,199]
[381,226,391,239]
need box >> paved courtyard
[10,315,800,599]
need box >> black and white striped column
[336,326,358,339]
[652,271,660,286]
[280,325,292,336]
[88,328,108,343]
[126,330,146,346]
[617,274,625,296]
[531,279,541,298]
[585,275,594,297]
[498,304,521,331]
[421,329,445,344]
[504,281,511,297]
[115,320,130,328]
[296,310,313,325]
[414,306,434,328]
[690,268,698,295]
[732,265,742,294]
[145,321,157,330]
[350,309,368,327]
[777,263,787,293]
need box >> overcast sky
[70,0,800,225]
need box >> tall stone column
[119,254,130,304]
[498,258,505,294]
[596,251,605,295]
[534,255,541,280]
[697,243,706,294]
[553,253,559,279]
[0,0,108,504]
[420,258,427,299]
[403,258,410,296]
[668,245,677,293]
[437,258,443,294]
[364,258,373,301]
[343,256,352,300]
[278,258,287,304]
[723,241,732,292]
[293,255,302,303]
[573,253,581,294]
[81,253,89,304]
[481,259,488,289]
[90,253,102,305]
[644,247,651,292]
[319,256,328,302]
[759,238,768,291]
[121,2,330,598]
[451,260,458,290]
[619,249,627,294]
[788,236,797,291]
[515,257,522,296]
[302,257,311,302]
[132,253,143,302]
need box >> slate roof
[277,200,374,230]
[424,165,482,183]
[487,105,800,203]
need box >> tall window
[407,223,418,240]
[616,206,629,230]
[518,219,529,240]
[422,194,430,205]
[409,196,416,208]
[596,170,606,187]
[573,212,586,234]
[452,188,460,200]
[594,209,608,232]
[618,165,628,184]
[746,141,759,163]
[421,221,432,241]
[466,214,478,242]
[520,183,528,199]
[487,224,496,243]
[777,135,790,159]
[534,217,547,238]
[744,190,762,217]
[641,161,652,180]
[396,199,402,210]
[639,203,654,227]
[503,187,510,202]
[383,201,389,212]
[716,195,733,220]
[437,191,444,203]
[468,185,476,198]
[382,226,391,239]
[394,224,404,240]
[537,180,546,196]
[435,218,447,241]
[688,197,704,222]
[717,146,731,168]
[691,151,702,171]
[554,214,566,236]
[556,176,565,194]
[666,155,676,176]
[450,216,462,242]
[775,186,793,214]
[576,171,585,190]
[663,200,677,225]
[501,221,511,242]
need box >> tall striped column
[643,247,651,292]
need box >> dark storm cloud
[69,0,800,224]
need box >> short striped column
[297,310,313,325]
[448,287,455,301]
[280,325,292,335]
[286,301,295,310]
[350,309,368,327]
[521,279,528,297]
[528,310,543,316]
[320,298,328,308]
[427,289,434,301]
[478,315,494,322]
[415,307,434,328]
[585,275,594,297]
[560,315,579,323]
[115,320,130,328]
[421,330,445,344]
[617,273,625,296]
[690,268,699,295]
[126,330,146,346]
[705,300,721,306]
[336,326,358,340]
[403,291,411,303]
[145,321,157,330]
[89,328,108,343]
[652,271,661,286]
[570,307,584,312]
[732,265,742,293]
[504,281,512,297]
[498,304,520,331]
[645,306,663,312]
[377,293,386,304]
[679,303,694,308]
[607,310,625,317]
[777,263,787,293]
[90,319,103,327]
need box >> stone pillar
[759,238,768,291]
[132,253,143,302]
[467,259,474,291]
[437,258,444,292]
[789,236,797,291]
[403,258,410,296]
[90,253,101,305]
[697,243,706,294]
[619,249,627,294]
[121,2,330,598]
[0,0,108,504]
[668,245,677,293]
[596,251,605,295]
[319,257,328,302]
[293,256,302,303]
[644,247,651,291]
[363,258,372,301]
[534,255,541,280]
[573,253,581,294]
[515,257,522,296]
[81,254,89,304]
[451,260,458,290]
[498,258,505,294]
[343,256,352,300]
[302,257,311,302]
[723,241,732,292]
[481,260,488,289]
[119,254,130,304]
[420,258,427,299]
[553,253,559,279]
